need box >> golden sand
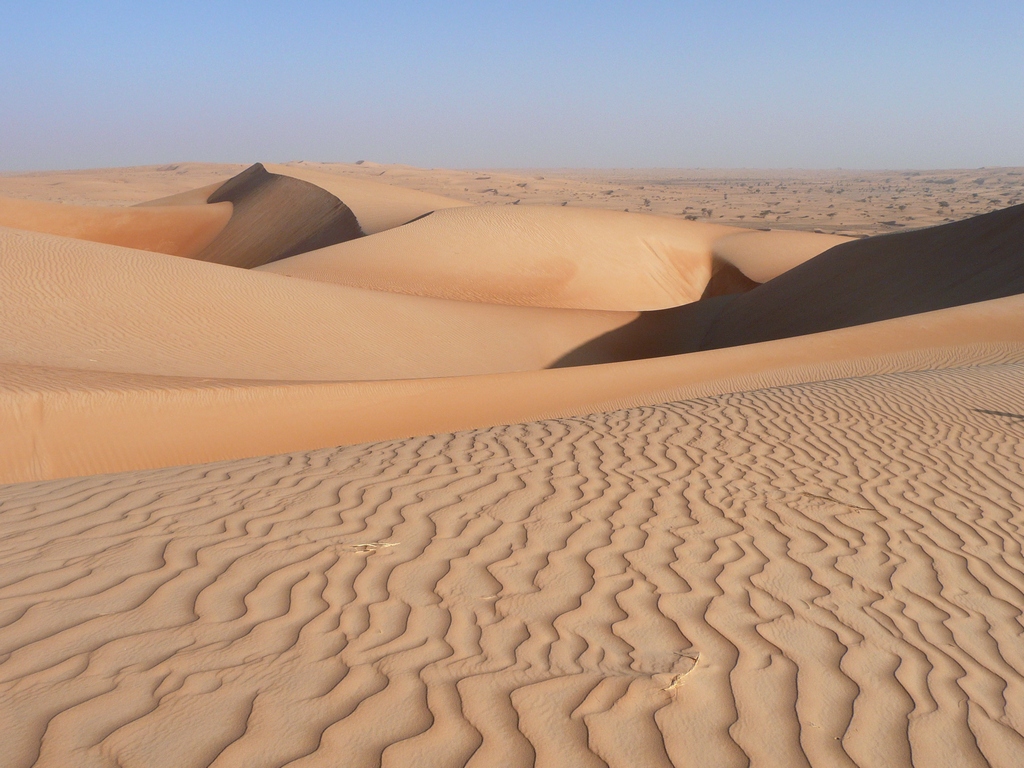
[1,162,1022,767]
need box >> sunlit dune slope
[559,204,1024,365]
[0,226,635,381]
[3,294,1023,483]
[265,163,473,234]
[259,206,850,310]
[0,195,232,256]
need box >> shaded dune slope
[3,363,1024,767]
[188,163,364,268]
[0,226,635,381]
[0,195,232,257]
[557,204,1024,365]
[260,206,850,311]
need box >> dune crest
[185,163,364,268]
[0,226,637,382]
[557,202,1024,365]
[265,162,473,234]
[701,201,1024,349]
[260,206,850,311]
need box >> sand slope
[260,206,850,311]
[2,363,1023,767]
[559,204,1024,365]
[0,226,634,381]
[700,201,1024,350]
[265,163,473,235]
[187,163,364,269]
[3,293,1024,484]
[0,195,232,257]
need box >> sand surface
[2,293,1024,485]
[1,161,1023,767]
[3,363,1024,767]
[258,206,850,310]
[0,226,635,381]
[0,195,232,257]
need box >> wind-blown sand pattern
[1,161,1023,766]
[2,364,1023,767]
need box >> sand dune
[265,163,473,235]
[700,201,1024,350]
[5,163,1020,236]
[0,226,635,381]
[259,206,850,310]
[3,362,1024,767]
[2,161,1024,767]
[3,293,1023,484]
[0,164,373,269]
[0,195,232,257]
[559,203,1024,365]
[181,163,363,269]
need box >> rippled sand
[1,162,1022,766]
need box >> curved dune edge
[709,229,852,283]
[260,206,851,311]
[265,163,473,235]
[134,180,231,207]
[3,293,1023,483]
[2,363,1023,765]
[0,195,233,257]
[0,226,635,381]
[187,163,364,269]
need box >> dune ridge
[558,202,1024,365]
[186,163,364,269]
[2,363,1023,767]
[259,206,850,311]
[701,201,1024,349]
[2,159,1024,768]
[265,163,473,235]
[3,292,1024,484]
[0,225,635,382]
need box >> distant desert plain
[1,160,1023,767]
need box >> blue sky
[1,1,1022,170]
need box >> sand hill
[258,206,851,310]
[556,202,1024,365]
[0,194,231,256]
[0,162,1022,768]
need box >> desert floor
[1,162,1023,767]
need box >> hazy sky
[2,1,1022,170]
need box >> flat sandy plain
[1,161,1023,767]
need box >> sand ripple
[3,364,1023,767]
